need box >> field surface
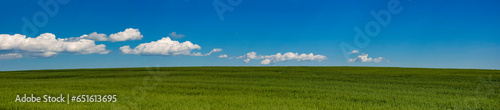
[0,67,499,109]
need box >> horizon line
[2,66,498,72]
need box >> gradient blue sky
[1,0,499,71]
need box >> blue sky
[0,0,499,71]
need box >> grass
[0,67,499,109]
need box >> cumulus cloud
[260,59,271,65]
[109,28,143,42]
[169,32,185,38]
[0,33,110,59]
[348,50,385,63]
[79,28,143,42]
[120,37,221,56]
[228,51,327,65]
[244,59,251,63]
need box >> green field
[0,67,499,109]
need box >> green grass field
[0,67,499,109]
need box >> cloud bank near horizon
[223,51,327,65]
[0,33,109,59]
[348,50,386,63]
[0,28,148,59]
[0,28,335,66]
[120,37,222,56]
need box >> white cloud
[0,33,110,59]
[169,32,185,38]
[205,48,223,56]
[348,53,385,63]
[260,59,271,65]
[120,37,220,56]
[218,54,228,58]
[0,53,23,60]
[120,37,199,55]
[109,28,143,42]
[78,28,143,42]
[79,32,108,41]
[350,50,359,54]
[243,59,251,63]
[230,51,327,65]
[246,51,258,59]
